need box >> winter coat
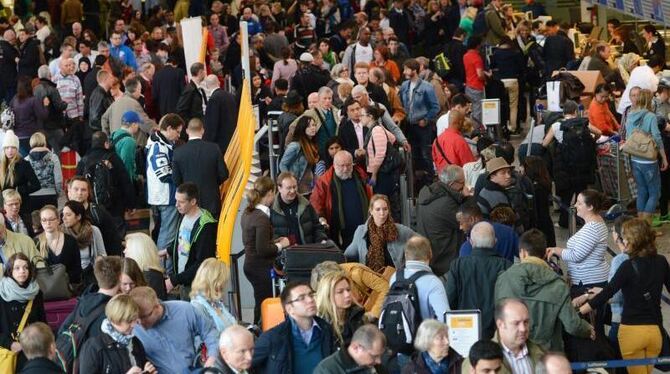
[17,38,41,78]
[416,181,465,276]
[446,247,512,338]
[79,332,150,374]
[25,149,62,197]
[270,195,328,244]
[345,222,416,270]
[33,79,67,131]
[543,31,575,74]
[1,158,40,216]
[10,96,49,138]
[152,64,185,118]
[0,40,18,91]
[495,256,592,351]
[402,348,463,374]
[253,317,335,374]
[101,93,157,147]
[18,357,65,373]
[0,290,46,349]
[57,285,111,339]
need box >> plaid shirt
[54,73,84,119]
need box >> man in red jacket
[432,110,475,170]
[310,151,372,248]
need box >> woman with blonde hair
[35,204,81,286]
[124,232,167,300]
[25,131,62,213]
[316,271,365,347]
[241,176,289,323]
[190,258,236,333]
[0,130,40,217]
[625,89,668,224]
[345,194,416,271]
[79,294,156,373]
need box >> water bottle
[578,104,584,118]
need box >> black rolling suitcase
[276,243,344,283]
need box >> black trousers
[660,166,670,216]
[244,262,273,325]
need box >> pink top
[366,125,397,174]
[271,59,299,90]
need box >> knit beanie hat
[3,130,19,149]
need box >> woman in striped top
[548,189,610,335]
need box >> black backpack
[378,269,429,355]
[554,118,596,191]
[84,155,115,209]
[54,303,106,374]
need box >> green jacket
[461,338,545,374]
[111,128,137,182]
[494,256,592,351]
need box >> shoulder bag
[33,256,73,301]
[0,299,32,372]
[622,114,659,160]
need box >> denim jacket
[399,79,441,124]
[279,142,308,180]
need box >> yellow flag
[217,80,255,264]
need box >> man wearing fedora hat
[477,157,532,233]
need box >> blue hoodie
[625,109,664,162]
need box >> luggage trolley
[596,137,636,220]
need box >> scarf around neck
[366,217,398,272]
[101,318,134,346]
[0,276,39,302]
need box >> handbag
[622,126,659,161]
[0,299,32,373]
[33,256,72,301]
[366,123,405,174]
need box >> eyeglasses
[40,217,58,223]
[288,292,315,304]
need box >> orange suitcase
[261,297,285,331]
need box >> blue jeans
[632,161,661,213]
[152,204,179,252]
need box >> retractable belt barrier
[571,356,670,370]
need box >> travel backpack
[84,155,115,209]
[378,269,429,354]
[54,303,106,374]
[554,118,596,191]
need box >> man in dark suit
[172,118,228,217]
[338,97,368,166]
[203,74,238,155]
[152,57,185,118]
[176,62,207,125]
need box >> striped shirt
[54,73,84,119]
[501,343,533,374]
[562,221,610,285]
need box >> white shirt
[36,25,50,45]
[49,57,62,78]
[256,204,270,217]
[354,42,373,64]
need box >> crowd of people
[0,0,669,373]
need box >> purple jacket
[10,96,48,138]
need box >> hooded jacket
[494,256,592,351]
[625,108,665,162]
[57,285,111,340]
[146,131,176,206]
[416,181,465,276]
[25,149,62,197]
[170,209,217,287]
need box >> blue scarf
[101,318,134,346]
[190,293,236,332]
[422,351,449,374]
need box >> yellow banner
[217,81,255,264]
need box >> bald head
[60,58,75,75]
[333,150,354,180]
[204,74,221,90]
[470,221,496,248]
[538,353,572,374]
[3,29,15,43]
